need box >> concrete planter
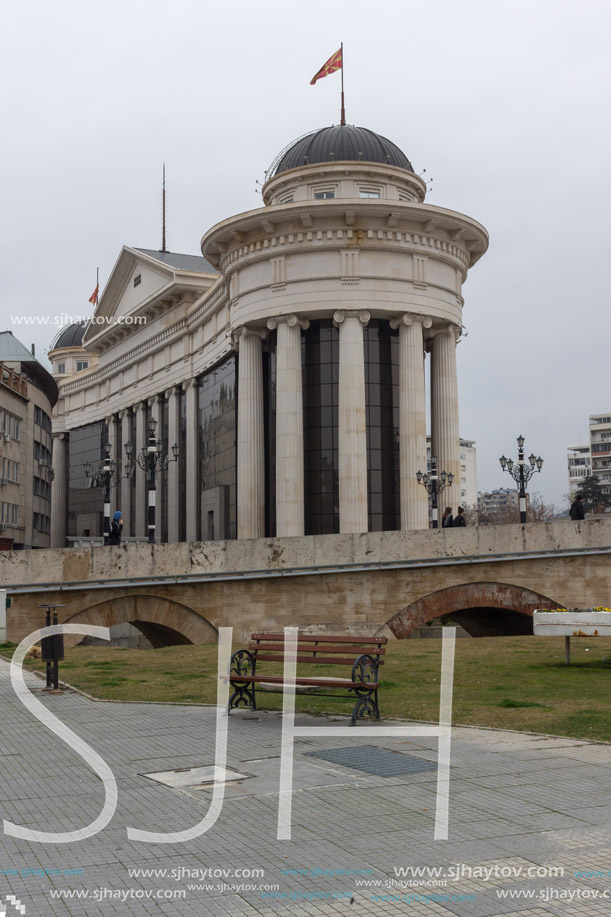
[533,611,611,664]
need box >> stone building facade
[0,332,58,549]
[49,125,488,546]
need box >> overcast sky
[2,0,609,509]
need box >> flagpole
[96,267,99,304]
[162,163,167,252]
[340,42,346,126]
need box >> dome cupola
[262,124,425,207]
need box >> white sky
[2,0,609,509]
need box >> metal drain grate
[305,745,437,777]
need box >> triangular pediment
[82,246,217,351]
[88,247,174,330]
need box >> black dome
[50,320,88,350]
[271,125,413,176]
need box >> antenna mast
[162,163,167,252]
[340,42,346,126]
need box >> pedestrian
[441,507,454,528]
[569,495,586,521]
[108,510,123,545]
[453,506,466,527]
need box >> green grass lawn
[1,635,610,742]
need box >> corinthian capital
[389,313,433,330]
[231,324,268,347]
[333,309,370,327]
[267,314,310,331]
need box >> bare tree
[475,492,557,525]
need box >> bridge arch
[64,594,218,648]
[383,582,563,638]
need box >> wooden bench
[228,632,387,726]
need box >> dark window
[67,422,108,537]
[314,191,335,199]
[160,396,169,542]
[57,363,65,374]
[134,274,141,287]
[34,406,52,432]
[76,361,89,372]
[197,355,237,540]
[264,337,276,538]
[303,320,339,534]
[365,320,400,532]
[129,411,137,536]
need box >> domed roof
[270,125,413,177]
[50,320,88,351]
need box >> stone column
[50,433,68,548]
[333,310,369,534]
[166,386,180,543]
[107,415,120,522]
[235,326,266,540]
[391,314,432,530]
[149,396,162,542]
[267,314,309,537]
[134,402,147,537]
[184,379,199,542]
[430,324,461,510]
[119,410,131,536]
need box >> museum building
[49,124,488,546]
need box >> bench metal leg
[350,692,380,726]
[565,635,571,666]
[228,682,257,713]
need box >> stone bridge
[1,519,610,646]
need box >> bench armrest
[352,653,378,685]
[230,648,256,679]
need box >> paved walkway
[1,658,611,916]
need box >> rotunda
[201,124,488,537]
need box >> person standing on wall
[442,507,454,528]
[453,507,466,527]
[569,495,586,521]
[108,511,123,545]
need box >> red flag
[310,48,342,85]
[89,284,99,306]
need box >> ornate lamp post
[124,418,179,544]
[416,455,454,529]
[84,441,116,545]
[499,434,543,523]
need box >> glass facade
[197,355,237,540]
[67,422,108,537]
[129,410,136,536]
[364,320,400,531]
[160,396,169,542]
[302,320,339,534]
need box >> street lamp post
[124,418,179,544]
[84,442,116,545]
[416,455,454,529]
[499,435,544,524]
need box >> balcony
[0,363,28,397]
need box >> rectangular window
[133,274,141,287]
[57,363,66,374]
[359,190,380,198]
[76,361,89,372]
[314,191,335,199]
